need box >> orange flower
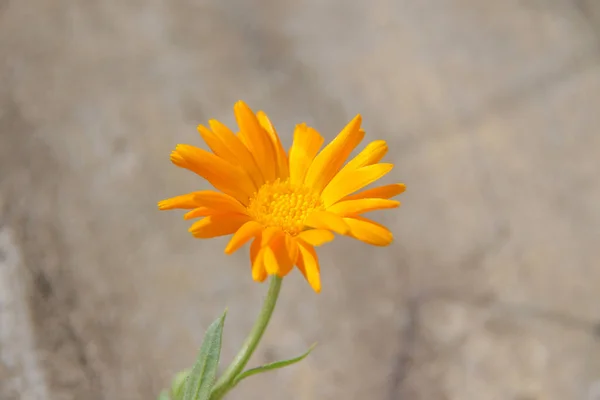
[158,101,405,292]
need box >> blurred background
[1,1,599,399]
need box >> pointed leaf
[232,343,317,386]
[183,310,227,400]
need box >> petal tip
[311,281,322,293]
[197,124,210,134]
[372,234,394,247]
[158,200,174,210]
[169,150,182,161]
[234,100,250,112]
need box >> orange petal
[343,216,393,246]
[183,207,216,220]
[234,101,277,183]
[285,235,299,266]
[181,191,249,220]
[158,192,204,210]
[197,124,238,165]
[321,163,394,207]
[257,110,289,180]
[237,130,250,148]
[304,115,364,193]
[327,198,400,217]
[263,246,279,275]
[296,241,321,293]
[188,214,250,238]
[275,234,295,276]
[170,144,255,205]
[251,243,268,282]
[342,183,406,202]
[208,120,265,188]
[304,211,350,234]
[263,233,294,277]
[296,229,335,247]
[197,124,260,190]
[260,226,281,247]
[250,235,261,264]
[288,123,324,185]
[225,220,263,254]
[189,191,248,215]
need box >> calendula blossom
[158,101,405,292]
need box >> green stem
[210,276,283,400]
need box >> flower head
[158,101,405,292]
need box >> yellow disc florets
[247,178,324,235]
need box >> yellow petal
[296,229,335,247]
[339,140,388,173]
[342,183,406,202]
[321,163,394,207]
[188,214,250,238]
[327,198,400,217]
[208,120,265,188]
[257,110,289,180]
[225,221,263,254]
[296,242,321,293]
[288,123,324,185]
[343,216,393,246]
[304,115,364,193]
[170,144,255,205]
[158,192,204,210]
[234,101,277,183]
[184,207,216,220]
[304,211,350,234]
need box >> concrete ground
[1,1,599,399]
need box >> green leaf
[171,369,191,400]
[158,390,170,400]
[232,343,317,386]
[182,310,227,400]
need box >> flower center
[247,178,324,235]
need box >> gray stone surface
[1,1,599,399]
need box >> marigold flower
[158,101,405,292]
